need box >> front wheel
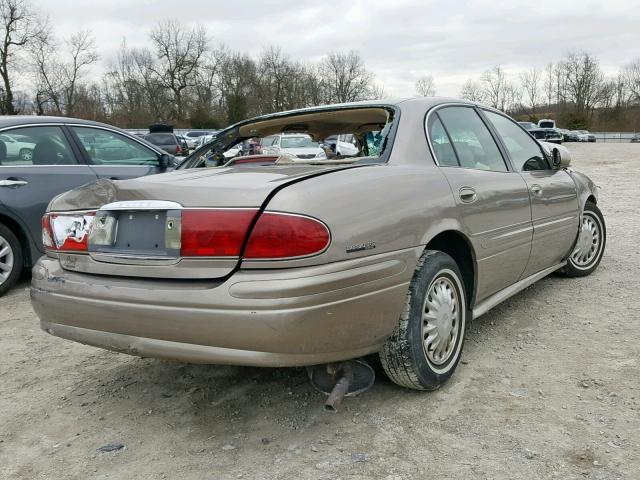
[559,202,606,277]
[19,148,32,162]
[0,224,22,296]
[379,250,467,390]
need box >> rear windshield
[144,133,177,146]
[180,106,395,169]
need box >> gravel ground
[1,143,639,480]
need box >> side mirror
[158,153,174,169]
[551,145,572,169]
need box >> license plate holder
[89,210,181,257]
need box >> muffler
[307,359,375,412]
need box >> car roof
[0,115,122,129]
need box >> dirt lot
[1,143,639,480]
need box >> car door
[68,126,166,180]
[0,124,98,260]
[427,106,533,301]
[482,110,579,277]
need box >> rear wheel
[559,202,606,277]
[380,250,467,390]
[0,224,22,296]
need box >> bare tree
[149,20,208,122]
[519,68,541,113]
[318,50,374,104]
[256,46,310,113]
[460,79,484,102]
[621,59,640,104]
[543,62,554,107]
[368,82,385,100]
[415,74,435,97]
[480,65,508,109]
[217,51,257,123]
[560,51,605,118]
[32,29,98,116]
[0,0,47,114]
[62,31,99,115]
[104,40,158,126]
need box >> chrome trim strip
[89,253,181,266]
[99,200,184,211]
[472,262,566,318]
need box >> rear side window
[0,126,78,166]
[428,117,458,167]
[72,127,159,166]
[436,107,507,172]
[484,111,550,171]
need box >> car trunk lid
[48,164,359,279]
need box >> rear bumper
[31,249,419,366]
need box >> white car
[0,133,36,162]
[183,131,211,149]
[323,134,359,156]
[195,134,218,148]
[261,134,326,159]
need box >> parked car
[175,134,190,154]
[575,130,596,142]
[143,132,184,156]
[631,134,640,143]
[565,130,581,142]
[32,98,605,393]
[195,132,220,148]
[0,133,36,162]
[322,134,360,157]
[538,118,556,129]
[0,116,177,295]
[183,131,211,149]
[261,133,325,159]
[528,127,563,144]
[517,121,537,131]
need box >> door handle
[459,187,477,203]
[530,184,543,196]
[0,179,28,187]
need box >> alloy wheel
[0,234,14,285]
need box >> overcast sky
[36,0,640,97]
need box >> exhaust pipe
[308,359,375,412]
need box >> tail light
[176,145,182,154]
[180,210,330,259]
[42,212,96,252]
[43,208,331,260]
[243,212,330,259]
[180,209,257,257]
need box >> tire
[558,202,606,277]
[0,224,22,297]
[19,148,32,162]
[379,250,468,390]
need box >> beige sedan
[31,98,605,391]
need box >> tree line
[456,54,640,130]
[2,0,640,131]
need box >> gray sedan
[31,98,605,393]
[0,116,176,295]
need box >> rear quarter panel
[241,163,462,271]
